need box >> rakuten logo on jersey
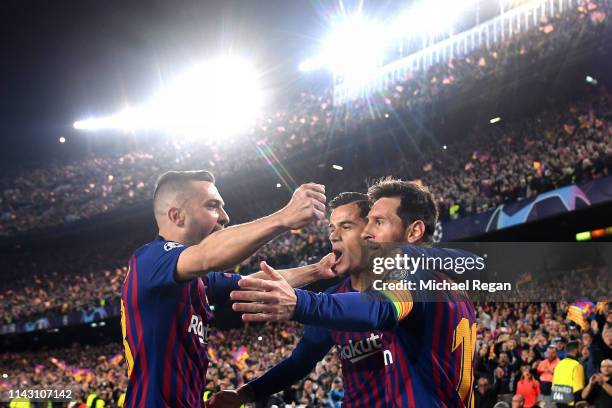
[338,333,384,363]
[338,333,395,366]
[187,314,211,345]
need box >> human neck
[349,269,369,292]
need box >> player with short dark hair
[224,178,478,407]
[121,170,335,407]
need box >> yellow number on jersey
[452,318,477,407]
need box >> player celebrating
[121,170,333,407]
[213,180,478,407]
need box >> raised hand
[278,183,326,229]
[315,252,339,280]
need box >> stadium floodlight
[316,14,386,83]
[298,56,325,72]
[73,56,263,138]
[391,0,480,38]
[490,116,501,124]
[58,136,66,143]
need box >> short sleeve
[204,272,242,305]
[135,240,189,290]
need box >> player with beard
[121,170,336,407]
[210,183,478,407]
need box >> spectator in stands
[581,358,612,408]
[475,376,500,408]
[515,366,540,408]
[538,345,560,398]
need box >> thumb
[260,261,283,281]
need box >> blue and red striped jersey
[325,276,476,407]
[251,246,478,407]
[291,247,478,407]
[121,237,240,407]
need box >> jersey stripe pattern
[121,238,239,407]
[329,274,476,407]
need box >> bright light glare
[321,15,385,83]
[490,116,501,124]
[392,0,479,37]
[332,164,343,171]
[301,0,482,75]
[58,136,66,143]
[74,57,263,137]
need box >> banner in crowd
[0,303,121,336]
[440,175,612,241]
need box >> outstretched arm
[176,183,326,281]
[231,246,479,330]
[250,253,338,288]
[230,262,410,331]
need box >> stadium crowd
[0,0,609,237]
[1,296,610,407]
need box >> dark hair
[566,341,580,354]
[367,177,438,242]
[328,192,370,219]
[153,170,215,210]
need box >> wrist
[270,208,292,230]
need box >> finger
[232,302,278,313]
[237,277,276,290]
[312,200,327,213]
[230,290,278,303]
[313,208,326,220]
[242,312,281,322]
[305,183,325,195]
[260,261,284,281]
[305,190,326,204]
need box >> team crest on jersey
[164,241,184,251]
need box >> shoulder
[323,277,351,294]
[132,240,187,265]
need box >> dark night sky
[0,0,402,171]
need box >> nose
[218,207,230,226]
[360,226,374,241]
[329,228,340,242]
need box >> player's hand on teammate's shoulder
[277,183,326,229]
[316,252,340,279]
[230,261,297,322]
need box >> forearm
[183,212,287,279]
[276,264,322,288]
[581,383,592,399]
[603,381,612,396]
[292,290,397,331]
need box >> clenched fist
[278,183,326,229]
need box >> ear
[167,207,185,227]
[405,220,425,243]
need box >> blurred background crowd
[1,0,611,407]
[0,0,609,236]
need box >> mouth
[332,249,343,265]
